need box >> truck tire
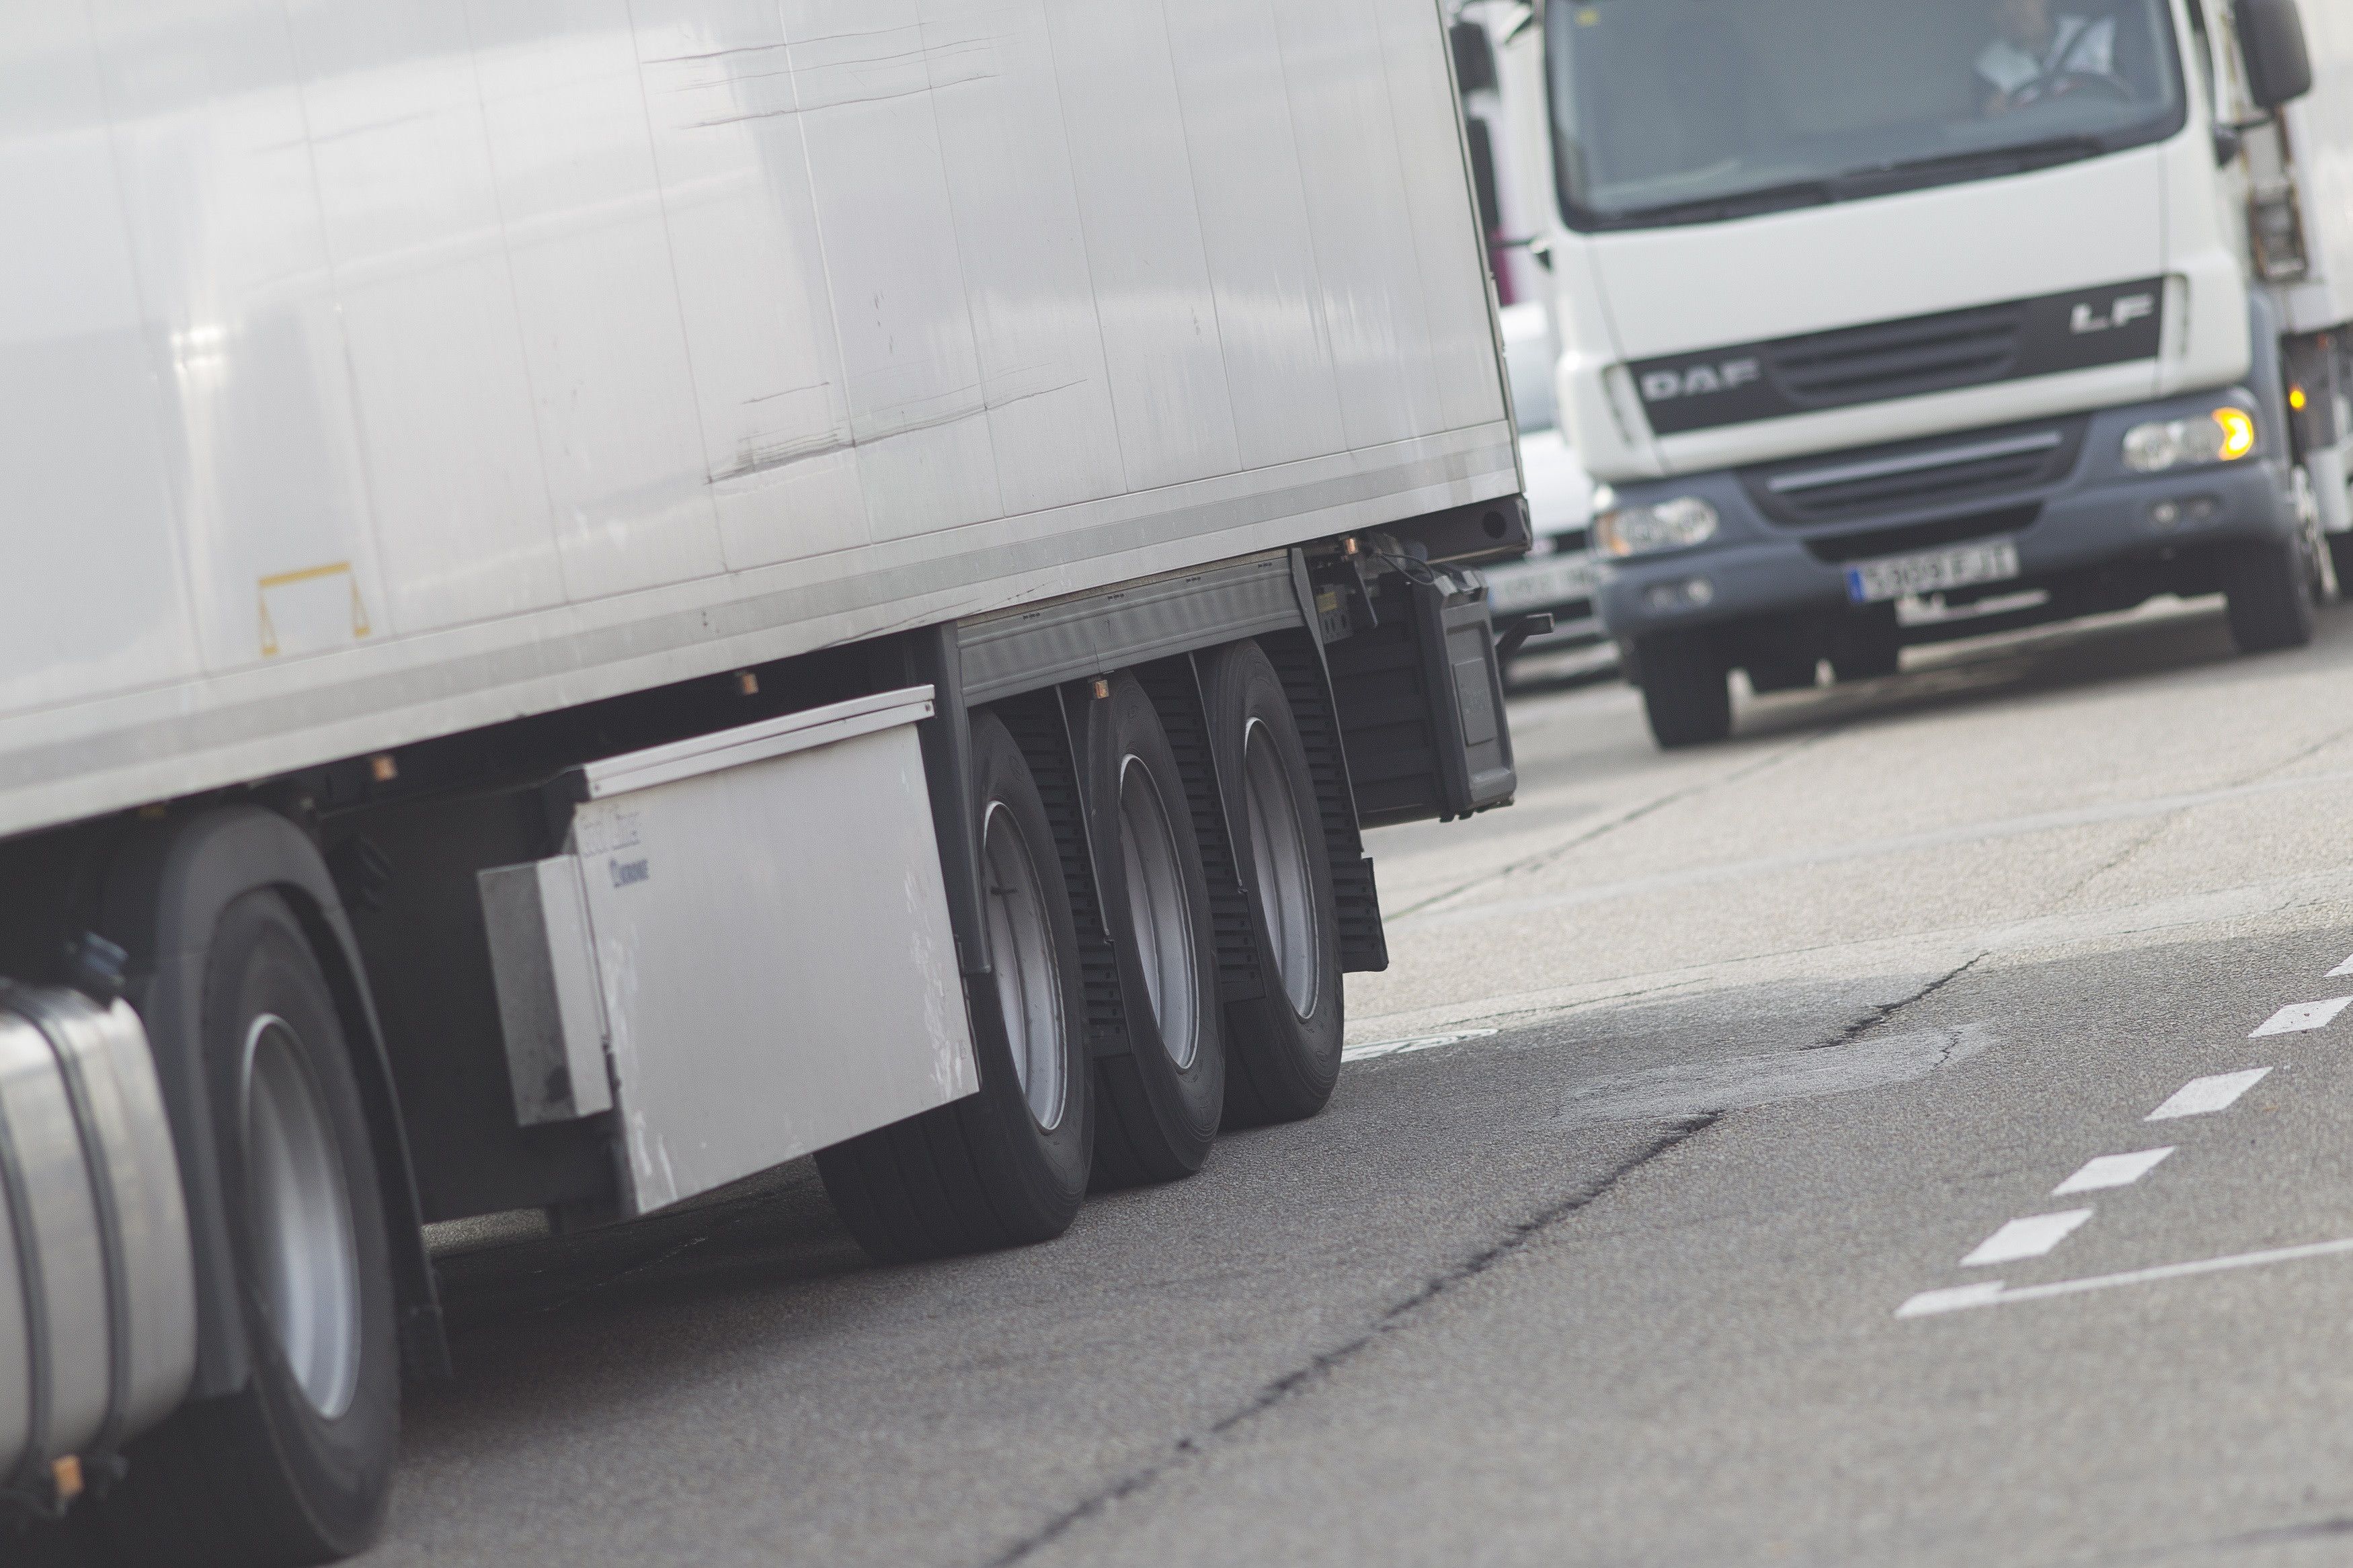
[94,892,398,1567]
[2221,536,2315,653]
[817,712,1092,1262]
[1634,631,1732,748]
[1201,642,1344,1128]
[1090,674,1225,1186]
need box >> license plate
[1845,539,2020,605]
[1487,554,1597,613]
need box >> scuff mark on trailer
[690,75,1002,128]
[710,378,1086,484]
[643,42,792,65]
[742,382,832,406]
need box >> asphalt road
[40,592,2353,1567]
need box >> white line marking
[1896,1282,2007,1318]
[2147,1067,2272,1120]
[1898,1235,2353,1319]
[1962,1208,2094,1267]
[2331,954,2353,979]
[2251,997,2352,1037]
[2052,1147,2175,1196]
[1341,1029,1499,1064]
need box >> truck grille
[1630,278,2163,436]
[1801,505,2041,565]
[1743,417,2088,526]
[1767,302,2024,409]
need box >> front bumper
[1593,388,2294,643]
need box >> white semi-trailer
[1541,0,2348,747]
[0,5,1529,1561]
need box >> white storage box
[481,689,977,1217]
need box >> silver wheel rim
[1243,718,1322,1016]
[1119,754,1201,1069]
[983,800,1069,1131]
[241,1014,363,1420]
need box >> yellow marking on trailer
[257,562,372,657]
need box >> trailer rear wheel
[1090,674,1225,1186]
[1202,643,1343,1127]
[95,892,397,1568]
[2221,536,2315,653]
[817,712,1092,1261]
[1634,631,1732,748]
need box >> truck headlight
[1593,496,1719,557]
[2122,408,2258,473]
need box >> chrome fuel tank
[0,987,194,1491]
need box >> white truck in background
[1486,302,1606,672]
[1453,7,1607,675]
[1539,0,2349,747]
[0,5,1527,1562]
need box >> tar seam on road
[1810,952,1986,1050]
[983,1114,1724,1568]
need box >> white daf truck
[1544,0,2348,746]
[0,5,1527,1562]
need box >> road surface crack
[1393,724,1846,920]
[1809,952,1985,1050]
[2053,818,2173,906]
[985,1115,1720,1567]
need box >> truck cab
[1542,0,2340,746]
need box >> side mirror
[2212,124,2244,166]
[2237,0,2314,110]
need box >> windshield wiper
[1835,135,2109,192]
[1601,178,1837,229]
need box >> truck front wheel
[96,892,399,1567]
[1634,631,1732,748]
[2220,536,2315,654]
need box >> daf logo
[1640,358,1762,402]
[2070,292,2156,335]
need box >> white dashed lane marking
[2147,1068,2274,1120]
[1902,966,2332,1323]
[1962,1209,2095,1267]
[2330,954,2353,979]
[2250,997,2352,1037]
[1899,1236,2353,1319]
[2052,1147,2175,1196]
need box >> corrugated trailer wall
[0,0,1515,840]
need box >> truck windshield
[1546,0,2188,231]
